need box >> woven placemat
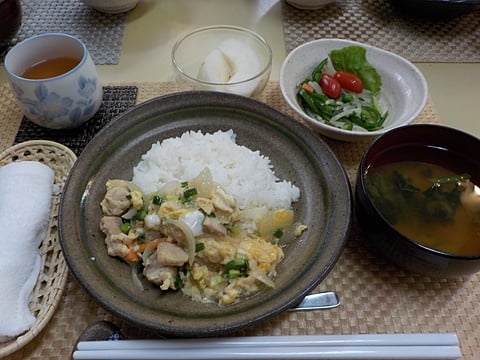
[282,0,480,62]
[0,81,479,359]
[14,86,138,156]
[0,0,129,65]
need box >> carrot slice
[137,238,162,253]
[301,83,315,93]
[125,250,138,263]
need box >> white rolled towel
[0,161,54,342]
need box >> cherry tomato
[319,73,341,99]
[333,71,364,93]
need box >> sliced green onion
[311,58,328,82]
[226,269,242,279]
[152,195,163,205]
[273,229,284,238]
[174,273,184,289]
[134,208,147,221]
[195,242,205,252]
[120,222,132,234]
[341,92,354,103]
[430,173,471,185]
[183,187,198,201]
[223,258,248,281]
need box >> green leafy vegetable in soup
[365,161,480,256]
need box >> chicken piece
[196,197,214,215]
[100,184,131,216]
[202,217,227,236]
[129,190,143,210]
[106,241,129,258]
[99,215,140,258]
[212,188,236,213]
[143,259,178,290]
[100,216,129,258]
[156,242,189,266]
[160,222,187,242]
[145,229,162,242]
[100,216,122,236]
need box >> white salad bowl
[280,39,428,142]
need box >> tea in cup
[4,33,103,129]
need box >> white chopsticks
[72,333,462,359]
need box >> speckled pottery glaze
[5,33,102,129]
[59,91,353,337]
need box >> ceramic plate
[58,91,352,337]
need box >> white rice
[132,130,300,210]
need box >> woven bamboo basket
[0,140,76,358]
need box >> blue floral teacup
[5,33,102,129]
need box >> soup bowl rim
[358,123,480,260]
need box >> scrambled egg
[99,170,305,305]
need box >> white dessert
[197,38,263,97]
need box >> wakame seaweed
[365,171,467,224]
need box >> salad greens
[330,46,382,95]
[297,45,388,132]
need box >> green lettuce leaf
[329,46,382,95]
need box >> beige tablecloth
[1,81,479,359]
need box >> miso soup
[365,161,480,256]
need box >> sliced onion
[121,207,138,220]
[307,80,322,94]
[191,167,216,198]
[179,210,204,237]
[144,213,161,230]
[126,181,145,195]
[163,219,196,266]
[131,265,145,291]
[250,270,275,288]
[330,107,357,123]
[160,181,181,196]
[140,246,155,264]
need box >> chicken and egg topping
[100,168,306,305]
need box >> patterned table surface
[0,0,128,65]
[0,81,479,359]
[282,0,480,62]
